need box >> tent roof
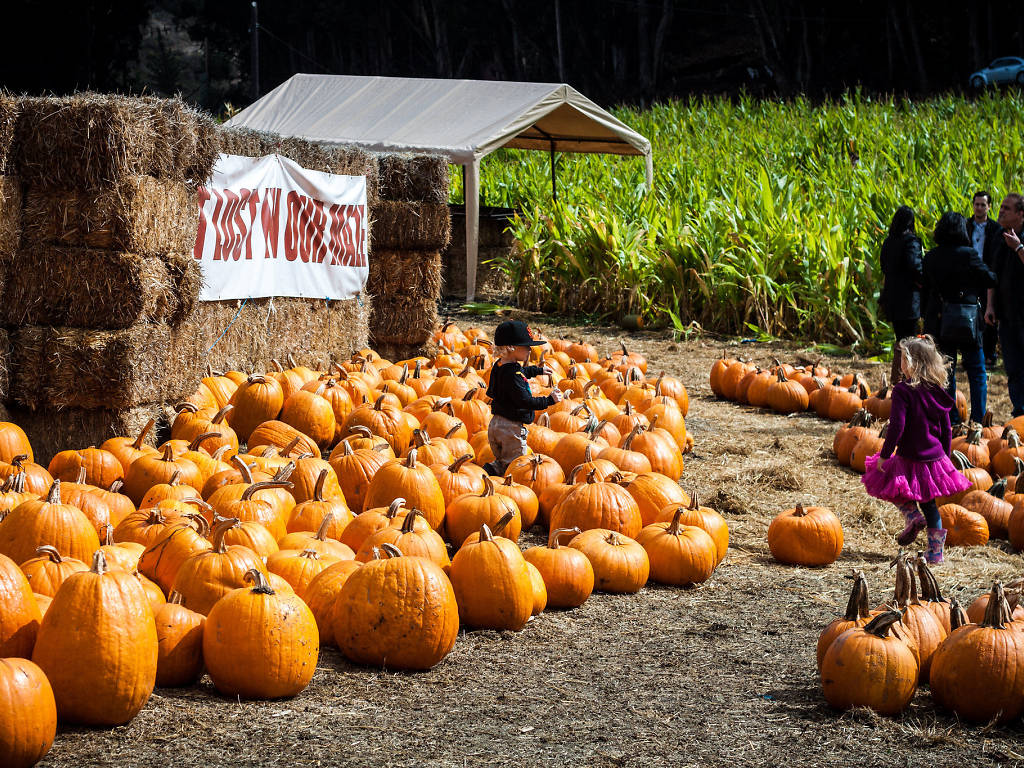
[226,74,652,182]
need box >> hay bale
[369,294,438,346]
[0,245,196,329]
[0,94,21,175]
[371,201,450,251]
[377,154,449,204]
[162,253,202,325]
[367,249,442,298]
[218,127,380,205]
[190,295,370,373]
[21,176,198,254]
[0,175,21,257]
[7,403,173,466]
[14,94,218,190]
[10,324,200,410]
[0,328,8,400]
[444,245,514,300]
[371,340,441,363]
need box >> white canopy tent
[226,74,653,301]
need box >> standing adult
[880,206,924,342]
[967,191,1003,367]
[922,211,996,425]
[985,193,1024,418]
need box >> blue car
[970,57,1024,88]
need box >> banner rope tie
[206,298,250,355]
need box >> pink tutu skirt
[862,452,971,505]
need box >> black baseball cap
[494,320,545,347]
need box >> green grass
[450,91,1024,353]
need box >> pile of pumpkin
[0,322,731,768]
[834,412,1024,552]
[819,555,1024,722]
[710,356,969,424]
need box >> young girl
[862,335,971,564]
[484,320,563,476]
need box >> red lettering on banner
[284,191,303,262]
[303,196,329,264]
[261,188,282,259]
[241,189,261,261]
[213,190,244,261]
[194,186,212,259]
[326,203,346,265]
[227,188,251,261]
[352,205,367,267]
[339,205,357,266]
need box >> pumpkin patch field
[9,314,1024,768]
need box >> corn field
[451,92,1024,353]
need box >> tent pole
[465,159,480,303]
[550,141,557,202]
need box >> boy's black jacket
[486,362,556,424]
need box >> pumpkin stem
[160,444,175,462]
[380,542,402,559]
[399,509,421,534]
[75,466,87,484]
[189,432,222,453]
[45,479,61,504]
[244,568,275,594]
[168,591,186,606]
[477,523,494,543]
[604,531,622,546]
[34,544,62,563]
[841,570,870,621]
[792,503,807,517]
[102,524,115,546]
[230,454,255,484]
[667,505,685,535]
[240,480,293,500]
[480,475,495,497]
[175,402,199,415]
[548,526,580,549]
[949,598,969,631]
[1,471,26,493]
[405,448,418,469]
[90,549,108,577]
[450,454,473,472]
[167,470,183,487]
[314,511,335,541]
[211,517,239,553]
[981,582,1011,629]
[273,462,296,483]
[914,553,947,604]
[212,405,234,425]
[863,609,903,638]
[385,498,406,519]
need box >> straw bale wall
[0,94,20,175]
[0,175,21,256]
[377,154,449,204]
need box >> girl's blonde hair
[898,335,948,388]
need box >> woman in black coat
[880,206,924,341]
[922,211,997,424]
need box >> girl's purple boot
[926,527,947,565]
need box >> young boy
[483,320,563,475]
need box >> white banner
[194,153,368,301]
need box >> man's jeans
[938,338,987,423]
[1000,320,1024,418]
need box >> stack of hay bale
[193,128,377,372]
[370,154,450,360]
[443,207,515,302]
[1,93,218,461]
[0,94,20,413]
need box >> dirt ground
[42,314,1024,768]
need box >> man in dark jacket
[985,193,1024,417]
[968,191,1003,366]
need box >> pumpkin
[863,375,892,420]
[171,403,239,454]
[405,429,455,468]
[832,410,876,467]
[19,545,88,598]
[266,548,340,599]
[303,560,362,647]
[627,420,682,481]
[816,570,871,670]
[355,509,450,570]
[0,472,36,516]
[248,420,321,460]
[446,475,522,548]
[709,354,736,397]
[203,569,319,699]
[960,481,1013,539]
[0,423,33,464]
[0,552,41,658]
[328,440,391,513]
[32,551,158,725]
[657,494,729,565]
[227,374,285,443]
[339,498,411,553]
[0,657,56,768]
[767,504,843,566]
[281,388,337,451]
[334,543,457,669]
[621,472,689,527]
[939,450,992,504]
[286,468,353,535]
[171,518,269,615]
[449,523,533,631]
[550,469,643,539]
[97,525,145,573]
[993,429,1024,477]
[506,454,564,498]
[430,454,486,509]
[48,446,124,489]
[930,582,1024,723]
[343,395,415,456]
[767,369,810,413]
[361,449,446,529]
[567,528,649,593]
[886,556,946,683]
[0,480,101,565]
[122,445,203,506]
[523,527,594,608]
[153,591,205,687]
[914,555,953,633]
[939,503,989,547]
[0,456,53,497]
[820,610,918,715]
[217,480,294,542]
[635,506,717,586]
[100,418,158,474]
[951,424,992,472]
[493,474,539,530]
[137,514,213,595]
